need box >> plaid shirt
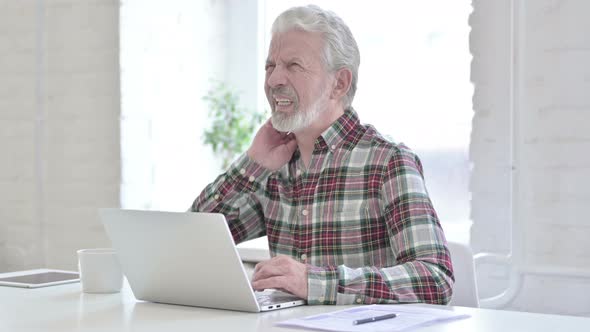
[191,108,454,305]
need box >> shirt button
[331,145,336,150]
[248,175,255,182]
[356,298,362,304]
[301,209,308,216]
[214,194,220,200]
[301,253,307,261]
[296,169,301,176]
[240,168,246,175]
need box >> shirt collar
[287,107,360,169]
[316,107,360,152]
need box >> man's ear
[331,68,352,100]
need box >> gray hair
[271,5,360,108]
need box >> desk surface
[1,281,588,332]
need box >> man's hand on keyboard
[251,255,308,299]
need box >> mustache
[271,86,298,100]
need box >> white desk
[1,281,588,332]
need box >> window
[239,1,473,250]
[120,1,473,248]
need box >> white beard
[271,90,328,132]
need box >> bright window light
[262,0,473,229]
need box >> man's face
[264,30,333,132]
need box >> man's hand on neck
[247,120,298,172]
[247,104,345,171]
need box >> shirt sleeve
[306,147,455,305]
[189,153,272,245]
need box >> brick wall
[0,0,120,272]
[471,0,590,315]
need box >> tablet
[0,269,79,288]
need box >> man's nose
[266,65,287,88]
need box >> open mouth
[275,99,292,106]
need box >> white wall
[0,0,120,272]
[226,0,265,112]
[471,0,590,316]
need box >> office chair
[447,241,480,307]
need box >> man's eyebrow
[265,56,306,66]
[289,57,304,63]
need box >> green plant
[202,81,266,169]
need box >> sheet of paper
[276,304,470,332]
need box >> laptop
[99,209,306,312]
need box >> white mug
[77,248,123,293]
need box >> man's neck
[294,106,345,168]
